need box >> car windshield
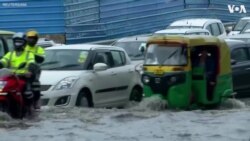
[234,19,249,31]
[41,49,89,70]
[240,22,250,33]
[144,44,187,66]
[113,41,145,60]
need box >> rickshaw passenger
[197,49,216,85]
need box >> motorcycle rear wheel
[8,96,25,119]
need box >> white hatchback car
[228,17,250,35]
[40,44,143,107]
[167,18,226,38]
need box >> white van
[167,18,226,38]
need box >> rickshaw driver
[78,51,88,63]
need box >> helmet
[26,30,38,38]
[26,30,39,46]
[12,32,26,51]
[13,32,26,40]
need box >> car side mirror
[93,63,108,71]
[139,43,146,53]
[139,46,145,53]
[231,59,237,65]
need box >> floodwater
[0,97,250,141]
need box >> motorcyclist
[25,30,45,109]
[0,32,36,110]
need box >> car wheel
[129,86,143,102]
[76,90,93,107]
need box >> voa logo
[228,5,247,13]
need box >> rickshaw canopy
[145,35,232,75]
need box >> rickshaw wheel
[129,86,143,102]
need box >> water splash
[0,112,12,121]
[130,95,167,111]
[220,98,246,110]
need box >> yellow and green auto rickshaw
[141,35,234,109]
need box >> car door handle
[111,72,117,76]
[128,69,133,73]
[245,68,250,71]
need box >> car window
[111,51,125,67]
[218,23,225,34]
[120,51,126,64]
[211,23,221,36]
[94,52,113,67]
[0,39,5,58]
[206,25,212,35]
[231,48,248,62]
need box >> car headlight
[53,76,79,90]
[142,75,150,84]
[0,81,7,90]
[135,64,143,75]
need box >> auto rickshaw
[141,35,234,109]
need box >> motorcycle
[0,63,32,119]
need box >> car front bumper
[41,89,77,107]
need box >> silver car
[40,44,143,107]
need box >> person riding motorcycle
[25,30,45,109]
[0,32,37,110]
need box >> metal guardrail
[65,0,250,44]
[0,0,65,34]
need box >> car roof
[224,39,247,49]
[115,35,151,42]
[169,18,222,27]
[240,17,250,20]
[155,28,210,34]
[0,30,15,35]
[45,43,123,51]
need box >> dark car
[225,39,250,98]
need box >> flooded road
[0,97,250,141]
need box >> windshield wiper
[160,50,178,65]
[168,50,178,59]
[40,61,59,66]
[49,64,81,70]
